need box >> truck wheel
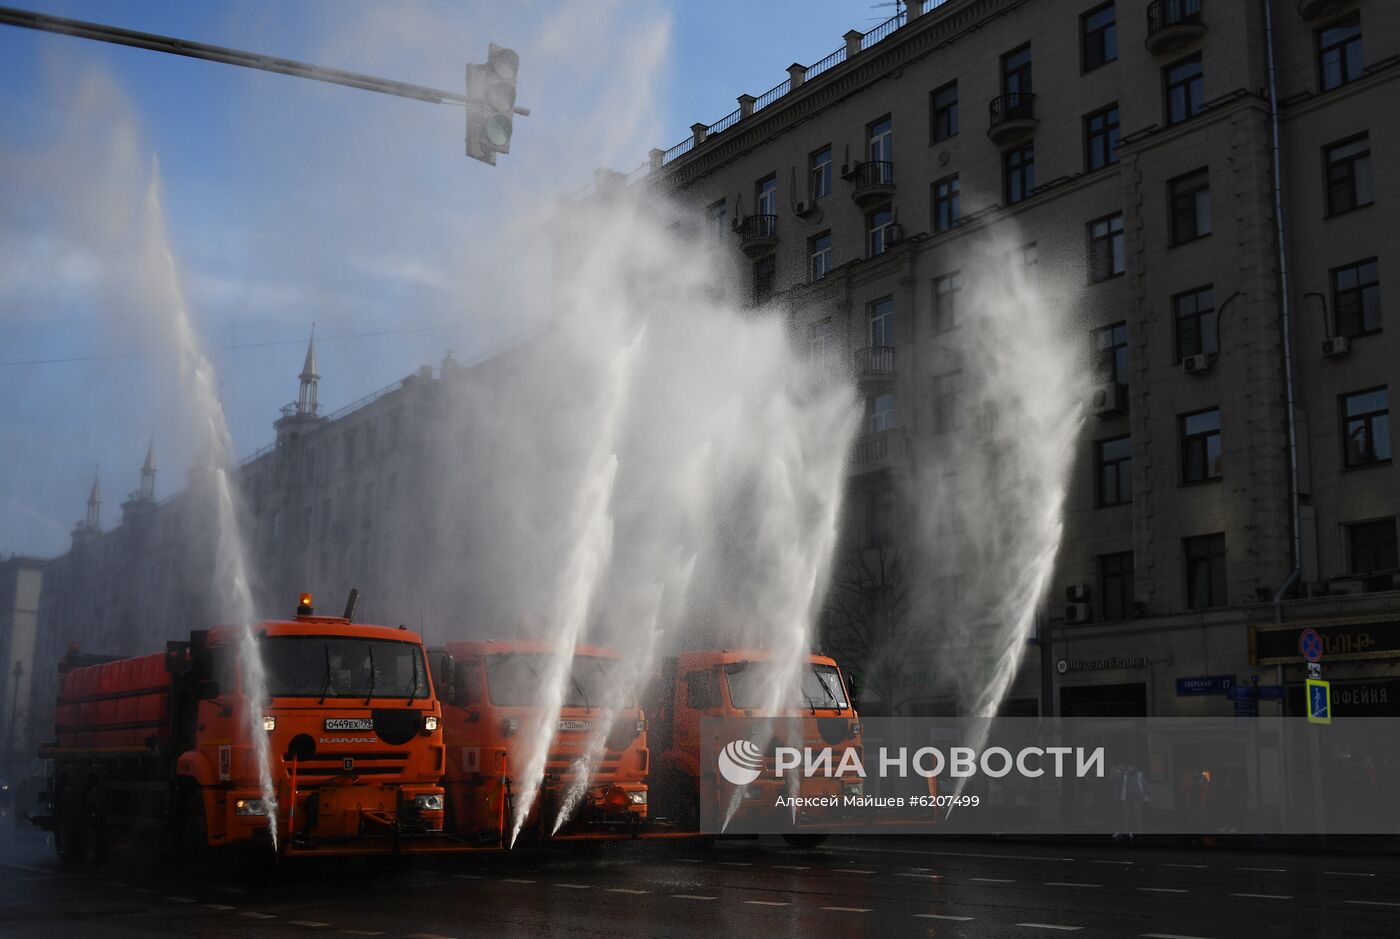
[781,833,828,850]
[54,787,85,864]
[82,783,108,864]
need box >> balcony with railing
[847,160,895,207]
[850,428,906,475]
[736,214,778,256]
[1146,0,1205,56]
[854,346,895,384]
[987,92,1038,147]
[1297,0,1351,21]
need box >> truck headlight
[628,790,647,805]
[262,715,276,732]
[423,715,439,732]
[413,794,444,812]
[234,798,269,816]
[502,716,520,737]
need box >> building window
[1180,407,1222,483]
[1094,321,1129,388]
[867,487,896,547]
[1173,285,1217,361]
[1325,134,1373,216]
[755,174,778,218]
[868,296,894,351]
[930,81,959,142]
[1184,533,1227,610]
[1084,104,1120,171]
[869,392,895,433]
[1169,168,1212,245]
[1164,53,1203,125]
[1341,387,1391,468]
[810,231,832,282]
[1095,435,1133,507]
[753,255,776,304]
[933,272,960,334]
[933,371,963,435]
[706,198,726,241]
[1002,43,1033,99]
[809,145,832,199]
[1098,550,1134,621]
[1348,518,1398,573]
[808,318,833,366]
[932,174,960,233]
[1081,2,1117,72]
[1004,143,1035,205]
[1332,258,1381,338]
[1087,212,1124,282]
[868,115,893,165]
[868,206,893,257]
[1318,13,1363,92]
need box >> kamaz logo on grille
[325,717,374,731]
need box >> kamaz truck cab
[433,640,648,844]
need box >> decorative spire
[139,432,157,501]
[296,323,320,416]
[85,466,101,530]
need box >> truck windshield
[723,661,849,711]
[259,636,427,700]
[484,653,630,708]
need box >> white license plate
[557,720,591,733]
[325,718,374,731]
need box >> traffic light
[466,43,521,165]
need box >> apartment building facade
[645,0,1398,719]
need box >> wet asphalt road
[3,824,1399,937]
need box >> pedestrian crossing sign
[1306,678,1331,725]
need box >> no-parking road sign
[1299,628,1324,663]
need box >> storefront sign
[1176,674,1234,696]
[1056,656,1149,674]
[1249,615,1400,665]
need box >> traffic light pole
[0,5,470,106]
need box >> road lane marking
[671,894,717,900]
[771,865,810,870]
[554,884,591,890]
[720,861,753,866]
[1089,859,1133,865]
[915,914,974,921]
[896,873,943,879]
[1326,871,1375,877]
[967,877,1014,883]
[203,904,236,911]
[1018,924,1082,931]
[0,861,58,876]
[164,896,197,903]
[500,878,536,884]
[1046,882,1101,888]
[453,874,484,879]
[1229,893,1291,900]
[1237,867,1286,873]
[822,907,872,912]
[1137,887,1189,894]
[904,849,1073,862]
[743,900,789,906]
[1162,864,1208,870]
[1346,899,1400,907]
[289,922,329,928]
[676,858,705,863]
[845,869,878,874]
[238,912,277,919]
[1142,933,1217,938]
[606,888,649,894]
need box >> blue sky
[0,0,886,557]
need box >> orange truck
[643,649,863,845]
[432,640,649,845]
[36,594,456,862]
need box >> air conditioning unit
[1091,383,1125,417]
[1064,602,1092,624]
[840,162,853,178]
[886,223,905,244]
[1183,352,1217,374]
[1322,336,1351,358]
[730,216,742,231]
[795,200,814,218]
[1066,583,1090,602]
